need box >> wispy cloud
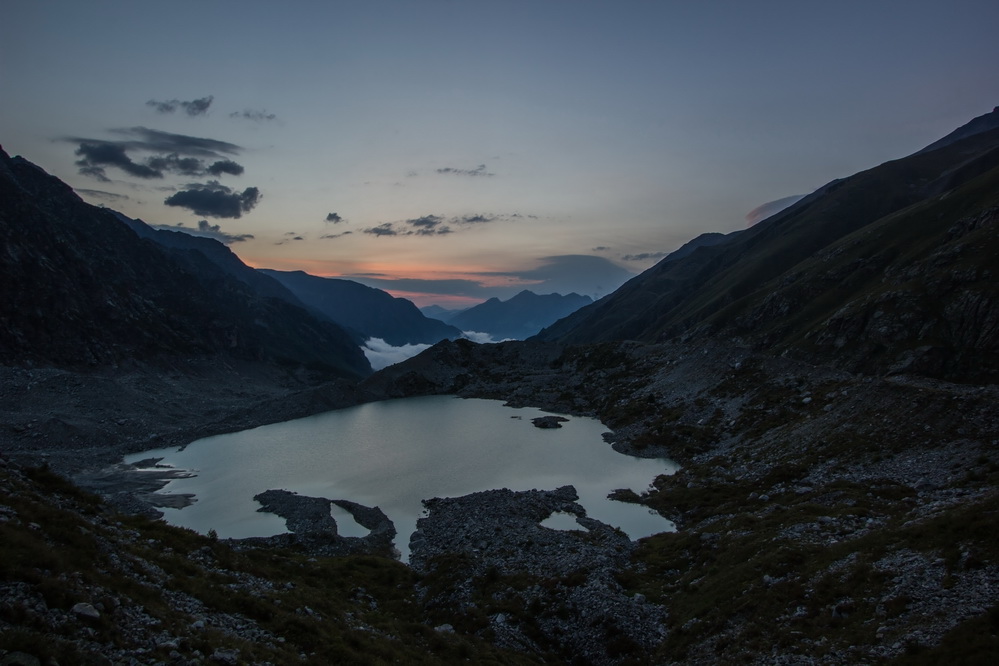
[146,95,214,116]
[149,219,254,244]
[435,164,494,177]
[745,194,805,226]
[229,109,277,122]
[75,188,131,202]
[621,251,668,262]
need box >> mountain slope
[448,290,593,340]
[536,123,999,380]
[0,147,370,380]
[117,215,302,304]
[259,269,461,346]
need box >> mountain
[447,290,593,340]
[420,304,460,322]
[259,269,461,346]
[536,121,999,381]
[0,146,370,380]
[116,215,302,304]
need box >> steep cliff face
[536,122,999,382]
[0,148,370,379]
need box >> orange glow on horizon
[240,256,537,287]
[238,255,539,308]
[386,291,483,309]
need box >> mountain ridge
[259,269,461,346]
[447,289,592,340]
[534,123,999,381]
[0,146,370,380]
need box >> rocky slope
[536,120,999,383]
[361,336,999,663]
[0,146,369,380]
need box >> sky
[3,1,998,308]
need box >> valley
[3,106,999,664]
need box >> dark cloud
[363,215,453,237]
[67,129,246,182]
[321,230,353,240]
[75,188,131,202]
[361,212,515,238]
[163,181,261,218]
[149,219,254,244]
[435,164,494,177]
[146,95,214,116]
[325,212,344,224]
[622,252,669,262]
[74,142,161,180]
[364,223,399,237]
[455,214,495,224]
[407,215,450,235]
[592,246,610,252]
[229,109,277,122]
[206,159,245,176]
[145,153,205,176]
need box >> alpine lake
[125,395,679,560]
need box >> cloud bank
[362,338,431,371]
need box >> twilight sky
[3,0,998,307]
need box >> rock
[0,653,41,666]
[71,602,100,620]
[211,648,240,664]
[531,415,569,429]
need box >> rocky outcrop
[531,415,569,429]
[248,489,396,558]
[410,486,667,663]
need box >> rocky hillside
[0,147,369,380]
[536,109,999,383]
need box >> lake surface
[125,396,678,560]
